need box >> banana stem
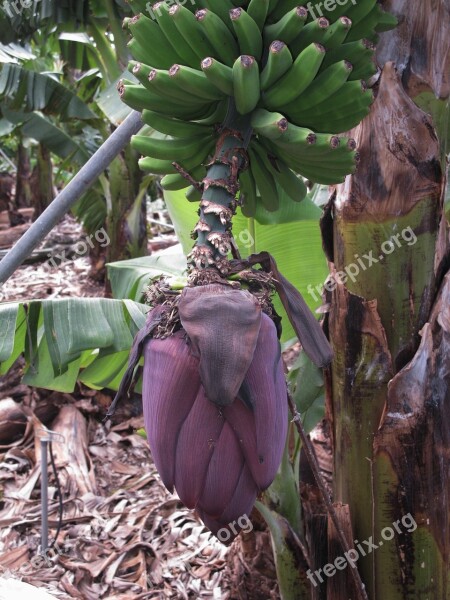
[188,101,252,279]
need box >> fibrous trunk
[322,1,450,596]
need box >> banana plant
[0,0,149,261]
[113,0,395,590]
[7,1,434,598]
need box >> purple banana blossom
[142,284,288,543]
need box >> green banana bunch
[121,0,397,217]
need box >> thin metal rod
[0,147,17,171]
[0,110,143,285]
[41,439,49,553]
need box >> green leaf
[41,298,138,376]
[96,70,137,126]
[413,92,449,157]
[164,189,328,341]
[107,249,188,301]
[289,350,325,434]
[1,105,90,163]
[255,501,310,599]
[265,436,302,535]
[251,187,322,225]
[0,304,27,375]
[0,303,20,362]
[23,333,82,393]
[0,63,97,120]
[0,299,149,392]
[79,349,130,389]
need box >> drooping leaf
[256,501,310,599]
[1,105,90,163]
[107,248,188,301]
[0,63,97,120]
[0,299,149,391]
[288,350,325,434]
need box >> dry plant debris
[0,400,233,599]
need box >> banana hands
[121,1,397,212]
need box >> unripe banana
[374,11,398,32]
[119,81,210,118]
[264,6,308,46]
[321,16,352,49]
[229,7,263,60]
[201,57,234,96]
[264,140,356,184]
[146,68,214,105]
[139,157,182,175]
[127,14,182,68]
[248,145,279,212]
[259,120,317,149]
[320,39,374,70]
[239,167,257,217]
[346,5,380,42]
[350,59,377,81]
[263,136,358,179]
[186,185,203,202]
[169,4,215,63]
[153,1,200,68]
[304,108,372,134]
[127,0,152,14]
[233,55,260,115]
[290,81,374,132]
[345,0,377,27]
[346,4,396,42]
[270,129,357,162]
[262,43,326,109]
[138,139,215,174]
[169,64,224,100]
[281,59,353,113]
[247,0,270,30]
[290,18,330,56]
[270,159,308,203]
[195,8,239,66]
[141,109,214,138]
[132,133,214,161]
[130,61,156,91]
[204,0,236,33]
[251,109,290,140]
[260,41,293,91]
[131,61,220,105]
[269,0,303,22]
[195,99,229,124]
[295,165,353,186]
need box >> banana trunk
[326,60,449,599]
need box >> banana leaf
[0,299,148,392]
[164,188,329,341]
[0,63,97,120]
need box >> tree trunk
[105,146,147,265]
[31,143,55,218]
[15,140,32,209]
[324,1,450,598]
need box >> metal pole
[41,439,49,553]
[0,110,143,285]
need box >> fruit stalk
[188,100,252,279]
